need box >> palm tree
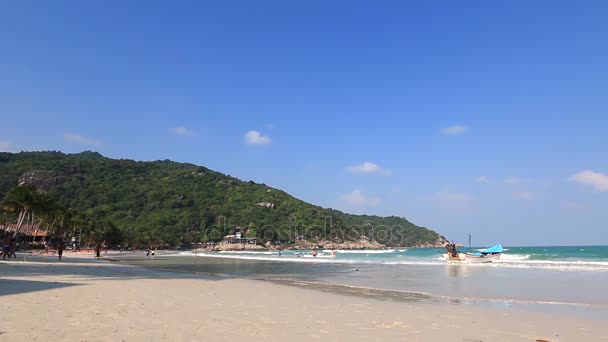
[0,186,39,238]
[30,191,57,243]
[67,211,90,249]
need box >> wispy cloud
[441,125,468,136]
[341,190,381,206]
[563,201,592,213]
[172,126,195,137]
[347,162,391,175]
[512,190,534,200]
[0,141,12,152]
[417,192,473,211]
[570,170,608,192]
[476,176,491,184]
[244,130,271,145]
[64,133,102,146]
[503,177,521,184]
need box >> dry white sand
[1,257,606,342]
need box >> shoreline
[2,256,607,341]
[119,252,608,315]
[15,250,608,306]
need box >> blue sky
[1,1,607,245]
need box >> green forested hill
[0,151,446,247]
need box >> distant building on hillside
[222,234,257,245]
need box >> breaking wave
[176,249,608,272]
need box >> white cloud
[512,190,533,200]
[570,170,608,192]
[441,125,468,136]
[172,126,195,137]
[64,133,102,146]
[0,141,12,152]
[503,177,521,184]
[349,162,379,173]
[417,192,473,211]
[476,176,491,183]
[341,190,381,206]
[347,162,391,175]
[244,130,271,145]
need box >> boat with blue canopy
[443,243,504,263]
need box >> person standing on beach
[57,241,65,260]
[95,244,101,259]
[9,238,17,258]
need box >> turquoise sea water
[183,245,608,272]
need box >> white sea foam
[497,254,531,262]
[177,251,608,272]
[191,253,354,264]
[495,258,608,271]
[218,251,276,255]
[496,253,608,268]
[335,249,395,254]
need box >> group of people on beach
[1,235,111,261]
[445,243,459,257]
[1,235,17,260]
[59,242,105,260]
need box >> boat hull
[443,252,502,264]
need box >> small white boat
[443,244,503,264]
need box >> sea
[115,246,608,319]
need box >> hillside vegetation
[0,151,446,247]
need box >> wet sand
[0,256,606,341]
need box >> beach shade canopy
[481,244,504,253]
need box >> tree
[1,186,41,238]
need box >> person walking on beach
[8,238,17,258]
[57,241,65,260]
[95,244,102,259]
[1,235,10,260]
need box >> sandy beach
[1,255,606,341]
